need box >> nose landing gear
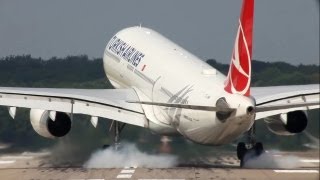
[237,123,265,167]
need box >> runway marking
[120,169,135,174]
[272,154,282,157]
[116,174,133,179]
[69,179,104,180]
[21,151,51,156]
[138,179,186,180]
[300,159,320,163]
[116,167,136,179]
[273,170,319,173]
[1,155,33,159]
[0,160,16,164]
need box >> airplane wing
[251,84,320,120]
[0,87,146,127]
[1,85,318,125]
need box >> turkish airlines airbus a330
[0,0,319,166]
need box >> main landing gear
[237,123,265,167]
[113,121,126,150]
[102,121,126,150]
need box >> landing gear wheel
[237,142,247,160]
[254,142,264,156]
[237,123,265,167]
[238,143,265,168]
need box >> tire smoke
[42,136,102,167]
[84,142,178,168]
[244,150,300,169]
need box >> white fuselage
[103,27,255,145]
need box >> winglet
[224,0,254,97]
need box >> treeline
[0,55,318,88]
[0,55,111,88]
[206,59,319,86]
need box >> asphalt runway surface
[0,148,319,180]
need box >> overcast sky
[0,0,319,65]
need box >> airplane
[0,0,319,167]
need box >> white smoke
[84,143,178,168]
[244,150,300,169]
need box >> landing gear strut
[113,121,126,150]
[102,121,126,150]
[237,123,264,167]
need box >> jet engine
[265,110,308,136]
[30,109,72,138]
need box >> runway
[0,150,319,180]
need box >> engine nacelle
[265,110,308,136]
[30,109,72,138]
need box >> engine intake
[30,109,72,138]
[265,110,308,136]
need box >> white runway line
[116,167,136,179]
[272,154,282,157]
[273,170,319,173]
[0,160,16,164]
[116,174,133,179]
[1,155,33,159]
[120,169,135,174]
[300,159,320,163]
[138,179,186,180]
[69,179,105,180]
[21,151,51,156]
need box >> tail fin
[224,0,254,97]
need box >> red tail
[224,0,254,97]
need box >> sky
[0,0,319,65]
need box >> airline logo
[224,0,254,97]
[224,23,251,96]
[107,36,145,67]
